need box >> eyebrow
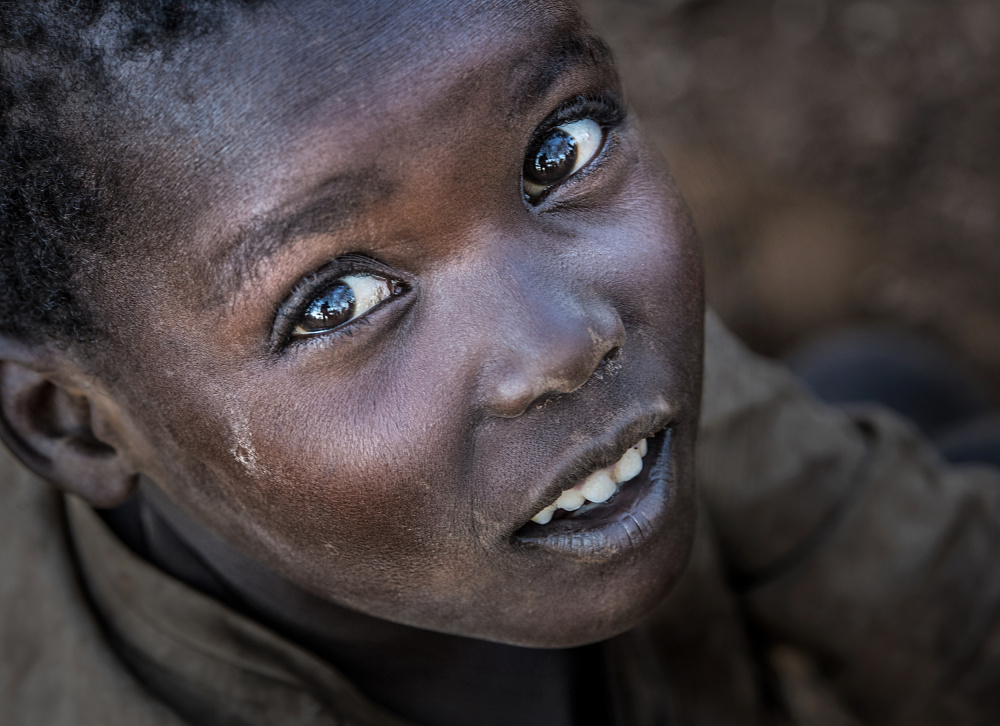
[207,171,392,305]
[507,31,616,119]
[207,32,613,304]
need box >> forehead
[108,0,609,281]
[116,0,597,177]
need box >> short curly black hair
[0,0,262,344]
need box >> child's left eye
[522,118,604,202]
[293,273,404,338]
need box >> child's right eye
[271,254,413,351]
[522,118,604,202]
[293,273,406,338]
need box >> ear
[0,346,138,508]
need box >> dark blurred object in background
[787,326,1000,466]
[577,0,1000,403]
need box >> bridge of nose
[426,251,624,419]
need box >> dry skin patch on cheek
[226,399,269,478]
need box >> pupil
[526,130,577,185]
[304,283,355,331]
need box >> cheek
[577,187,700,334]
[175,362,482,590]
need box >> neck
[100,479,612,726]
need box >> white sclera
[559,118,602,177]
[343,274,392,318]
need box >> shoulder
[0,447,183,725]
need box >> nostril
[592,346,623,383]
[482,313,625,417]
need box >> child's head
[0,0,703,647]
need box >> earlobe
[0,359,138,508]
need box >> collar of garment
[67,496,694,726]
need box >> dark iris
[524,129,577,187]
[300,283,355,334]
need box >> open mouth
[528,436,650,525]
[513,427,673,558]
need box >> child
[1,1,997,724]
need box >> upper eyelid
[532,92,626,136]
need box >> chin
[442,430,697,649]
[472,539,695,649]
[512,428,696,648]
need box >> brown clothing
[2,314,999,725]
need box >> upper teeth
[531,438,648,525]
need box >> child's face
[93,0,703,647]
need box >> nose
[478,276,625,419]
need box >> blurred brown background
[577,0,1000,401]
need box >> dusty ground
[577,0,1000,400]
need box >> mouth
[512,426,674,560]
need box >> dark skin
[0,1,704,724]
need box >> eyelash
[541,91,626,133]
[271,254,409,351]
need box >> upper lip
[511,407,674,532]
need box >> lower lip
[511,428,674,560]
